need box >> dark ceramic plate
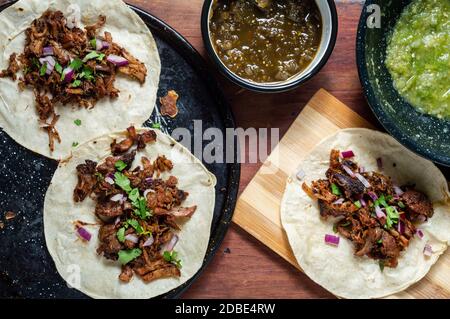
[356,0,450,166]
[0,1,240,298]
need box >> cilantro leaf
[94,172,104,180]
[114,172,132,192]
[331,183,341,196]
[79,66,94,81]
[97,53,105,61]
[128,188,139,202]
[354,200,362,209]
[117,227,126,243]
[126,219,144,234]
[332,223,338,233]
[163,250,182,269]
[118,248,142,265]
[71,79,82,87]
[69,58,83,71]
[83,51,102,62]
[55,62,63,74]
[379,260,385,272]
[39,63,47,76]
[133,196,151,220]
[90,38,97,49]
[72,142,79,147]
[385,206,399,229]
[74,119,82,126]
[114,160,127,172]
[151,123,161,129]
[398,201,405,209]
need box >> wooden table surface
[128,0,366,299]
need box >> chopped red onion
[163,234,179,252]
[143,236,154,247]
[324,234,340,246]
[333,198,345,205]
[77,227,91,241]
[143,189,155,197]
[145,177,153,183]
[341,150,355,158]
[416,229,424,239]
[423,243,433,257]
[416,215,427,223]
[296,169,306,181]
[342,164,355,177]
[376,157,383,170]
[355,173,371,188]
[360,198,367,207]
[393,186,404,196]
[105,177,115,185]
[107,54,129,66]
[42,46,54,56]
[368,192,378,201]
[110,193,124,202]
[375,205,386,219]
[114,216,121,226]
[359,166,365,173]
[125,234,139,244]
[397,221,405,234]
[96,39,110,51]
[39,56,56,75]
[62,67,74,83]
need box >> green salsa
[385,0,450,119]
[209,0,322,83]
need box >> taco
[44,126,216,298]
[281,128,450,298]
[0,0,160,159]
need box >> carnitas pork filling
[302,149,434,269]
[73,126,197,283]
[0,10,147,151]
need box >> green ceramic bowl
[356,0,450,166]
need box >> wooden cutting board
[232,89,450,299]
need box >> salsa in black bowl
[356,0,450,166]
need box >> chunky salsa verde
[209,0,322,83]
[385,0,450,118]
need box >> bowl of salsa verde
[201,0,338,92]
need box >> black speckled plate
[356,0,450,166]
[0,1,240,299]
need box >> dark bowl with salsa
[201,0,338,93]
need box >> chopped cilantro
[39,63,47,76]
[97,53,105,61]
[386,195,393,201]
[55,62,63,74]
[163,250,182,269]
[74,119,82,126]
[71,79,82,87]
[79,67,94,81]
[114,160,127,172]
[72,142,79,147]
[118,248,142,265]
[90,38,97,49]
[32,57,40,68]
[117,227,126,243]
[128,188,139,202]
[83,51,103,62]
[333,223,338,233]
[398,201,405,209]
[114,172,132,192]
[23,66,30,75]
[385,206,399,229]
[69,58,83,71]
[331,183,341,196]
[94,172,104,180]
[133,197,151,220]
[377,239,383,244]
[354,200,362,209]
[126,219,144,234]
[151,123,161,129]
